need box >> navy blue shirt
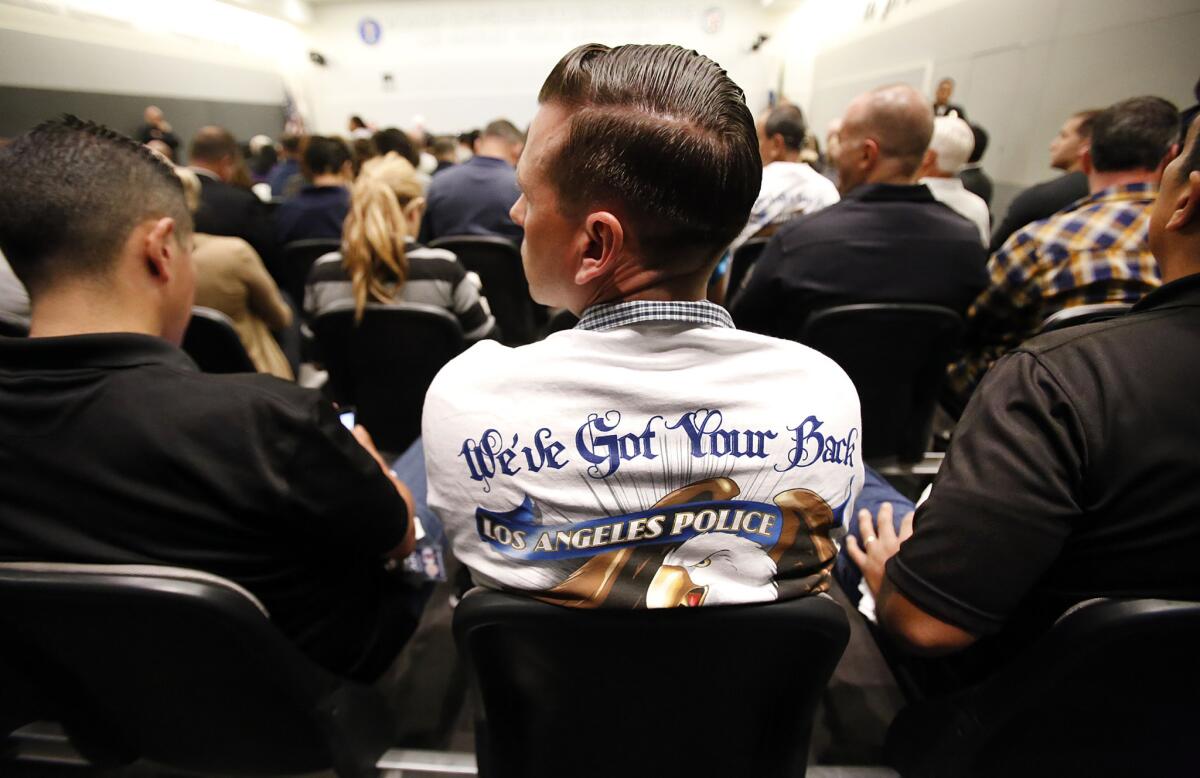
[419,155,522,243]
[275,185,351,246]
[268,159,301,198]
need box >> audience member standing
[849,113,1200,690]
[0,117,418,682]
[932,77,967,119]
[136,105,180,158]
[731,84,986,337]
[431,136,458,176]
[989,109,1099,251]
[190,126,279,278]
[727,104,840,255]
[958,123,993,208]
[268,134,304,198]
[919,115,991,244]
[945,97,1177,410]
[305,153,497,342]
[275,136,353,246]
[419,120,524,243]
[176,167,294,380]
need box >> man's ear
[862,138,880,172]
[143,217,179,284]
[1080,147,1094,175]
[575,212,624,286]
[1166,170,1200,233]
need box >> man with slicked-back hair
[0,117,419,682]
[424,44,870,610]
[731,84,986,337]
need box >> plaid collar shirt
[946,182,1161,405]
[575,300,734,332]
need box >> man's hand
[845,502,914,597]
[352,425,417,558]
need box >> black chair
[454,590,849,778]
[727,236,771,297]
[0,562,394,777]
[885,598,1200,777]
[799,304,962,468]
[1039,302,1132,333]
[181,306,256,374]
[282,238,342,312]
[428,236,539,346]
[311,301,464,454]
[0,315,28,337]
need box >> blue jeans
[834,466,916,605]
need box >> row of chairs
[3,561,1195,776]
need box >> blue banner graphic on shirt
[475,496,785,561]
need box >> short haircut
[967,123,989,163]
[432,135,458,157]
[537,43,761,265]
[303,135,352,177]
[928,115,975,174]
[371,128,419,167]
[1090,97,1178,173]
[763,104,807,151]
[458,130,480,148]
[280,133,303,154]
[858,84,934,176]
[0,116,190,295]
[483,119,524,145]
[190,126,240,164]
[1071,109,1101,140]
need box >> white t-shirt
[921,176,990,246]
[728,161,840,254]
[423,302,863,609]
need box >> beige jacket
[191,233,294,380]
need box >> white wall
[778,0,1199,195]
[299,0,784,135]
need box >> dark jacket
[990,171,1089,253]
[194,173,279,278]
[731,182,987,337]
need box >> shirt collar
[0,332,196,372]
[575,300,734,333]
[843,182,937,203]
[190,166,220,181]
[1079,181,1157,206]
[1132,272,1200,313]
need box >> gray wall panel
[0,86,286,162]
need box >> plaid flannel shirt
[946,182,1160,403]
[575,300,734,332]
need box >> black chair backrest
[886,598,1200,777]
[728,236,771,297]
[799,304,962,463]
[0,562,393,777]
[181,306,256,374]
[0,315,29,338]
[282,238,342,311]
[311,301,464,454]
[1039,302,1132,334]
[428,235,536,346]
[455,590,849,778]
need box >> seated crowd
[0,40,1197,770]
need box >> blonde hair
[341,152,425,321]
[174,165,202,214]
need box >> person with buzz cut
[0,117,421,683]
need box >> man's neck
[1088,169,1157,194]
[310,174,345,188]
[579,265,710,314]
[28,282,162,340]
[191,162,222,181]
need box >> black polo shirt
[0,333,410,681]
[889,273,1200,662]
[731,182,987,337]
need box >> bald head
[834,84,933,194]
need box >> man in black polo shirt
[0,117,417,683]
[731,84,986,336]
[847,114,1200,689]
